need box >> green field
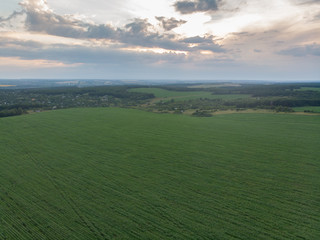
[129,88,250,101]
[1,108,319,239]
[293,106,320,113]
[296,87,320,92]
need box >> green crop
[0,108,319,239]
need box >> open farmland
[296,87,320,92]
[0,108,319,239]
[129,87,250,102]
[293,106,320,113]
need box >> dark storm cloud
[174,0,220,14]
[155,16,187,31]
[278,44,320,57]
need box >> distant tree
[192,110,212,117]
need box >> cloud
[0,10,24,22]
[0,34,229,72]
[182,35,215,43]
[20,0,51,12]
[125,18,153,34]
[0,0,319,80]
[0,10,26,30]
[0,38,188,67]
[174,0,220,14]
[0,0,225,54]
[155,17,187,31]
[0,36,44,48]
[18,0,118,39]
[293,0,320,4]
[0,57,80,68]
[278,44,320,57]
[181,35,225,52]
[120,18,188,50]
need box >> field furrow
[0,108,319,239]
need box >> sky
[0,0,319,81]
